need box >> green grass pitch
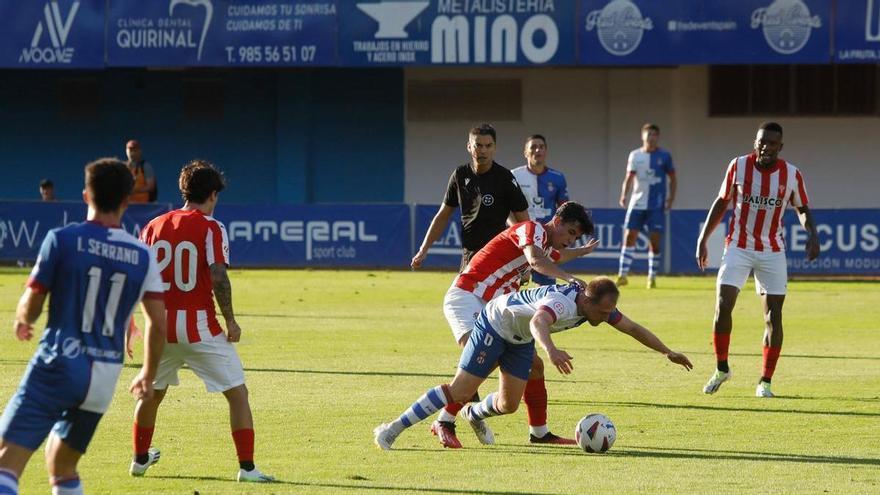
[1,268,878,494]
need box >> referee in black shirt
[412,124,529,271]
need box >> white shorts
[153,333,246,393]
[717,246,788,295]
[443,285,486,344]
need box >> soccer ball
[575,413,616,453]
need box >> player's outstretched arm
[795,205,820,261]
[530,309,573,375]
[611,315,693,371]
[555,237,600,264]
[695,197,730,271]
[13,288,46,341]
[411,204,455,269]
[210,262,241,342]
[130,298,167,401]
[523,245,586,288]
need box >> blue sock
[392,385,451,431]
[619,246,634,276]
[0,469,18,495]
[466,392,502,421]
[649,251,661,280]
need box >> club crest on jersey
[553,301,565,314]
[481,194,495,206]
[62,337,82,359]
[778,184,787,197]
[465,178,470,187]
[547,182,555,192]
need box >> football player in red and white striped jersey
[436,201,599,447]
[129,161,274,482]
[696,122,820,398]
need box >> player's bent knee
[45,439,81,478]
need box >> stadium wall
[0,68,404,204]
[404,66,880,209]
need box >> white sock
[437,409,457,423]
[529,424,549,437]
[619,246,635,276]
[648,251,661,280]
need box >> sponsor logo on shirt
[742,193,784,208]
[62,337,82,359]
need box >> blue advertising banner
[2,202,875,274]
[214,204,411,267]
[835,0,880,62]
[0,0,105,68]
[578,0,831,65]
[106,0,337,67]
[414,204,462,269]
[669,209,880,275]
[338,0,576,66]
[0,202,171,262]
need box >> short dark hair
[585,277,620,304]
[40,179,54,189]
[469,123,496,143]
[84,158,133,213]
[526,134,547,147]
[179,159,226,203]
[554,201,595,237]
[758,121,783,136]
[642,123,660,134]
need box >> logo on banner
[114,0,213,61]
[170,0,213,60]
[228,220,378,261]
[0,221,7,249]
[868,0,880,42]
[357,1,429,38]
[19,1,80,64]
[751,0,821,55]
[586,0,653,56]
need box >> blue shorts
[530,271,556,286]
[625,208,665,233]
[0,361,103,454]
[459,316,535,381]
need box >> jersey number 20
[153,240,198,292]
